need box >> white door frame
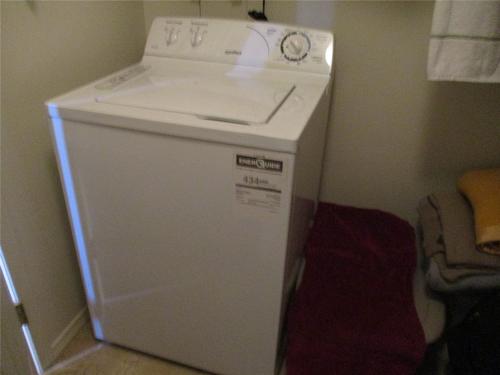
[1,244,44,375]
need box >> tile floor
[45,323,209,374]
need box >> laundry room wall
[146,0,500,223]
[1,1,145,368]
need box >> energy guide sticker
[233,154,286,214]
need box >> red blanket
[286,203,426,374]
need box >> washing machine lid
[96,74,295,125]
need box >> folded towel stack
[418,168,500,293]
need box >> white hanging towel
[428,0,500,82]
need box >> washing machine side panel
[283,87,331,294]
[275,90,331,363]
[60,119,295,375]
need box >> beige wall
[1,1,145,367]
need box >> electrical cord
[248,0,267,21]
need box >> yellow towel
[458,168,500,247]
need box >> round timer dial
[280,31,311,62]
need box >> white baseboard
[48,307,89,366]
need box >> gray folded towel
[426,259,500,292]
[432,253,496,282]
[418,192,500,269]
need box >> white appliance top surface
[96,73,295,125]
[47,18,334,153]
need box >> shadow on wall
[420,82,500,187]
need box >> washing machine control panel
[145,18,333,75]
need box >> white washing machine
[47,17,333,375]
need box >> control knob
[281,31,311,62]
[190,27,205,47]
[165,28,179,46]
